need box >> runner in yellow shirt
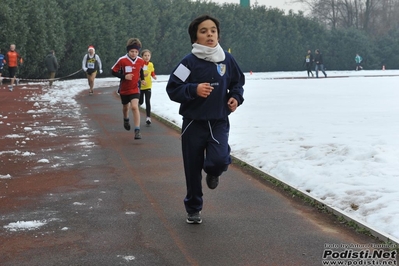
[139,49,157,125]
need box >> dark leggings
[306,64,313,77]
[139,89,151,117]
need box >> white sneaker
[186,212,202,224]
[146,117,151,125]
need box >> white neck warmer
[192,43,225,63]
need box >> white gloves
[83,67,88,72]
[100,69,103,74]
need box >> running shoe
[206,174,219,189]
[134,129,141,139]
[186,212,202,224]
[124,120,131,131]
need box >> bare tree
[291,0,399,36]
[294,0,340,29]
[370,0,399,35]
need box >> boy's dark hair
[126,38,142,52]
[126,38,141,47]
[188,15,220,44]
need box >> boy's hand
[228,97,238,112]
[125,74,133,80]
[141,80,147,86]
[197,83,214,98]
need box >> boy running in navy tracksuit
[166,15,245,224]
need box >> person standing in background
[82,45,103,95]
[303,49,314,77]
[314,49,327,78]
[4,44,23,90]
[44,50,59,87]
[139,49,157,125]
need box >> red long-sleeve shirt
[111,55,145,95]
[4,50,23,67]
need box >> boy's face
[128,49,139,59]
[195,19,219,48]
[142,52,151,62]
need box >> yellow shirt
[141,62,155,90]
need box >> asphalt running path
[0,84,382,266]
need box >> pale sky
[209,0,304,12]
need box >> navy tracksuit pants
[181,118,231,214]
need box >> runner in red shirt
[111,38,146,139]
[3,44,23,89]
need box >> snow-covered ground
[1,69,398,243]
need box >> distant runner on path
[82,45,103,95]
